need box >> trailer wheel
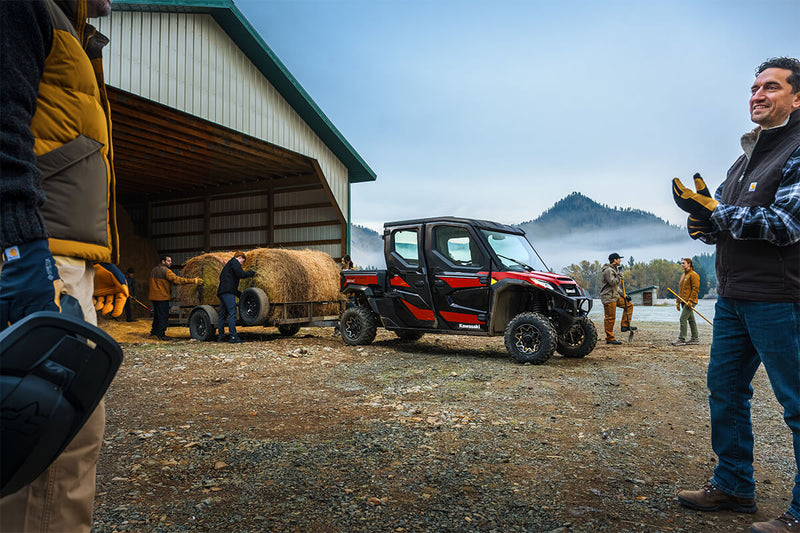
[504,312,557,364]
[239,287,269,326]
[340,306,378,346]
[189,305,218,341]
[277,323,301,337]
[394,330,424,342]
[556,318,598,358]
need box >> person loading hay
[217,251,255,343]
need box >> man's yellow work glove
[194,278,203,285]
[93,263,129,318]
[687,215,715,240]
[672,173,718,219]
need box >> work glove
[0,240,63,331]
[687,215,715,240]
[676,301,681,311]
[194,278,203,285]
[93,263,129,318]
[672,173,718,218]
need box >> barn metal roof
[111,0,376,184]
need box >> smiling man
[672,57,800,533]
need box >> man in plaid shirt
[673,57,800,533]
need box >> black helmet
[1,310,122,496]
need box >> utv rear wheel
[556,318,598,358]
[277,323,301,337]
[504,312,557,364]
[340,306,378,346]
[394,330,424,342]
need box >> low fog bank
[348,224,710,275]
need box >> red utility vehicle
[339,217,597,364]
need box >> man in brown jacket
[673,257,700,346]
[148,255,201,340]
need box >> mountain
[518,192,678,238]
[350,224,384,269]
[348,193,708,273]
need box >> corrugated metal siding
[97,11,350,220]
[146,190,342,261]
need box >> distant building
[627,286,658,306]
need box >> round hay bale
[178,248,344,320]
[177,252,233,306]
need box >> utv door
[382,225,437,328]
[425,223,491,332]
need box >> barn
[94,0,375,277]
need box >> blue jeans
[218,293,238,338]
[708,296,800,517]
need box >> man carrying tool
[599,252,635,345]
[0,0,126,530]
[672,257,700,346]
[148,255,202,341]
[674,57,800,533]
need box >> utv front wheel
[556,318,598,358]
[504,312,557,364]
[340,306,378,346]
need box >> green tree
[692,252,716,297]
[625,258,683,298]
[562,260,603,297]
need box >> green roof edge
[112,0,377,183]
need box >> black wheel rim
[514,324,541,354]
[344,315,360,339]
[562,323,585,347]
[243,295,257,319]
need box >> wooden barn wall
[96,11,350,221]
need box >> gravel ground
[91,317,795,532]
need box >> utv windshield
[480,229,549,272]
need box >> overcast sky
[233,0,799,232]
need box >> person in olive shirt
[672,257,700,346]
[217,251,255,343]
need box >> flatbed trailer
[174,286,345,341]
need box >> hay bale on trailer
[178,248,344,321]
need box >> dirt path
[92,318,793,532]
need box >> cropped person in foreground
[673,57,800,533]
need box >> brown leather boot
[751,512,800,532]
[677,481,757,513]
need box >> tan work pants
[0,257,104,533]
[603,296,633,342]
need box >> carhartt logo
[749,182,757,192]
[3,246,21,262]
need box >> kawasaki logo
[459,323,481,330]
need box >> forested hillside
[348,192,711,275]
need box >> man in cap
[599,252,635,345]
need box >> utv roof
[384,216,525,235]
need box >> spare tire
[239,287,269,326]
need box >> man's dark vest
[715,109,800,302]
